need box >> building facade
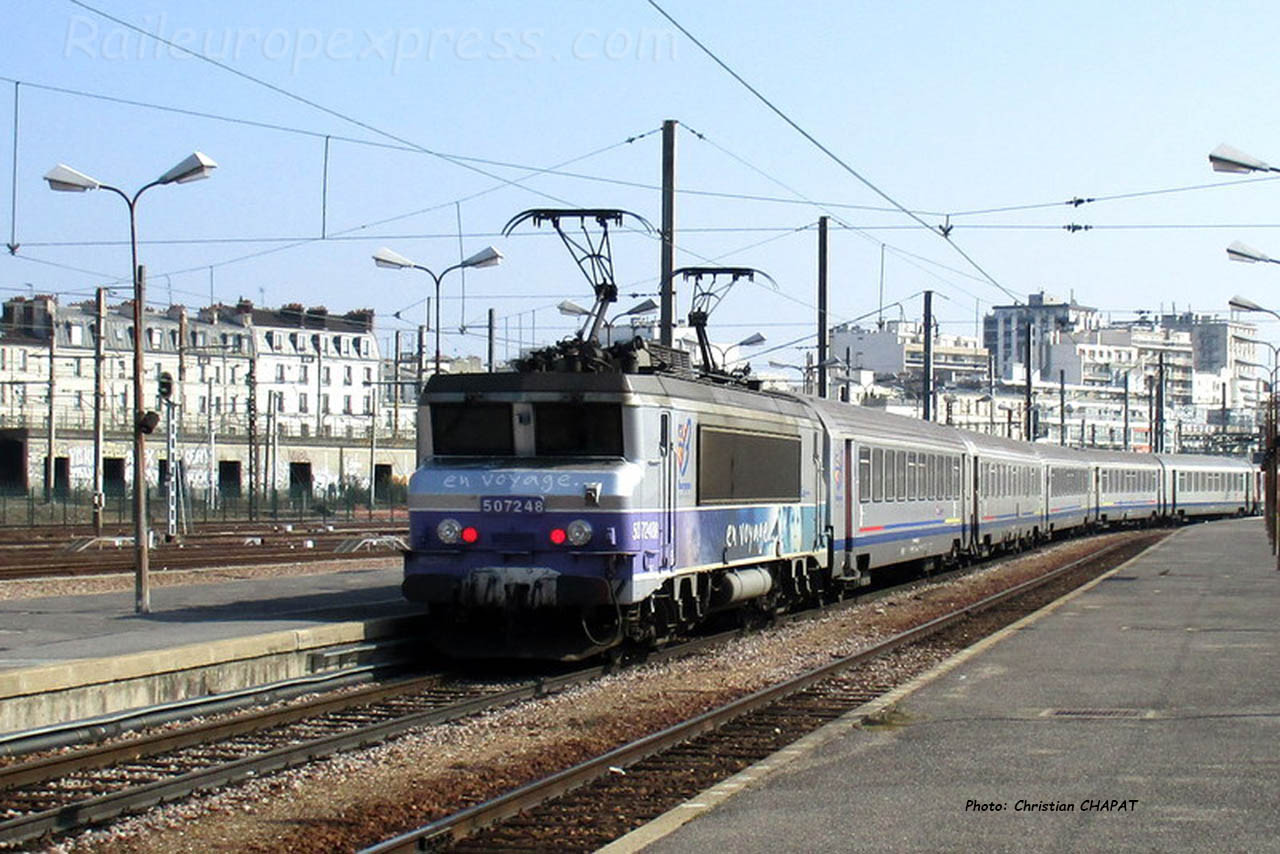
[0,295,416,504]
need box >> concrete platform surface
[620,518,1280,854]
[0,565,413,673]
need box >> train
[400,336,1257,660]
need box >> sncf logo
[675,417,693,476]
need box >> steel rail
[0,667,595,845]
[361,538,1142,854]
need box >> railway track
[362,533,1161,854]
[0,530,1161,850]
[0,522,408,581]
[0,672,568,847]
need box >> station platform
[0,563,419,733]
[610,517,1280,854]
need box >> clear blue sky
[5,0,1280,366]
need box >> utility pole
[1123,372,1130,451]
[922,290,933,421]
[368,383,377,521]
[314,333,324,437]
[392,329,400,440]
[487,308,496,373]
[1152,376,1162,450]
[1221,382,1228,440]
[206,370,215,510]
[417,323,427,389]
[1023,319,1033,442]
[987,352,995,435]
[1059,369,1066,446]
[247,354,257,520]
[817,216,829,399]
[659,119,677,347]
[133,264,150,614]
[1157,352,1166,453]
[877,243,885,331]
[93,287,105,535]
[45,300,55,503]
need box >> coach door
[659,412,677,569]
[843,439,856,565]
[969,454,980,549]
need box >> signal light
[460,526,479,544]
[549,528,567,545]
[137,410,160,435]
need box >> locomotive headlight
[436,518,463,544]
[566,519,593,547]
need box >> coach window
[884,450,895,501]
[858,447,872,502]
[698,427,801,504]
[430,403,514,456]
[897,450,907,499]
[872,448,884,502]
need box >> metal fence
[0,483,408,530]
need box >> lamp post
[769,357,838,395]
[709,332,766,368]
[373,246,502,377]
[44,152,217,614]
[559,297,658,345]
[1210,143,1280,175]
[1225,294,1280,568]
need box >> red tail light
[461,526,479,544]
[549,528,567,545]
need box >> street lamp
[1227,243,1280,266]
[605,298,659,345]
[1209,144,1280,174]
[44,152,217,615]
[560,297,657,345]
[1225,276,1280,565]
[769,357,838,394]
[708,332,766,367]
[373,246,502,377]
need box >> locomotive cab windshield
[427,400,626,460]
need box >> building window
[364,394,372,414]
[343,366,352,385]
[299,364,309,383]
[322,366,331,385]
[343,395,352,414]
[276,364,286,382]
[363,366,372,384]
[321,394,330,414]
[298,392,309,413]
